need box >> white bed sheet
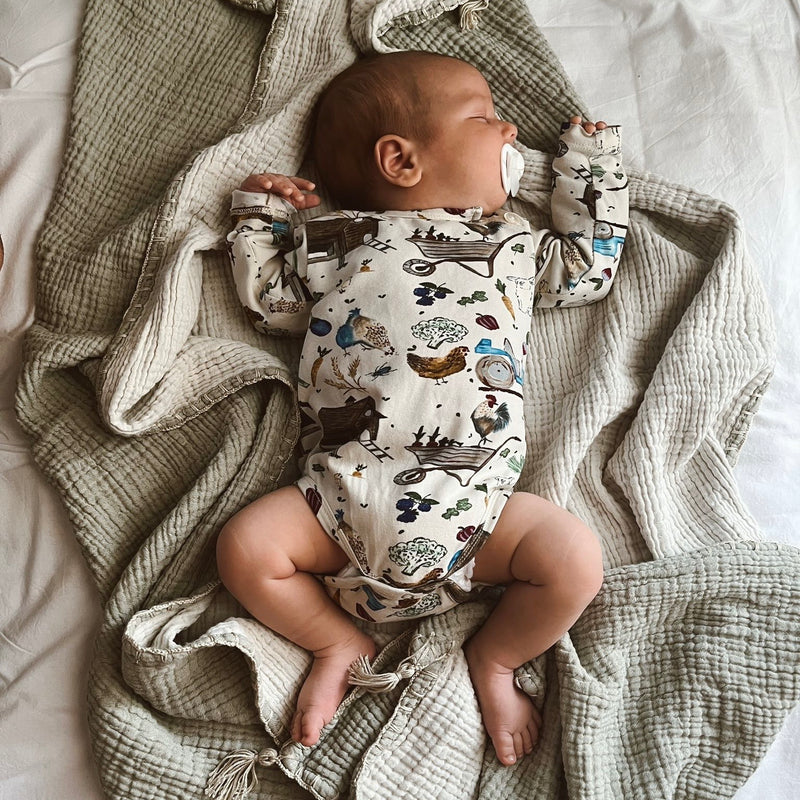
[0,1,797,797]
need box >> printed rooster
[471,394,511,443]
[336,307,395,354]
[406,345,469,384]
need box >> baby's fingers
[568,116,608,135]
[282,176,319,209]
[290,176,317,191]
[294,192,322,210]
[273,175,317,206]
[239,172,279,193]
[267,174,302,198]
[238,173,319,209]
[569,116,596,134]
[284,176,320,210]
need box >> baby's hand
[569,115,608,135]
[239,172,321,210]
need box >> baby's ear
[374,135,422,188]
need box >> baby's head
[312,51,519,214]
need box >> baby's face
[417,61,518,214]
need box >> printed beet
[475,313,499,330]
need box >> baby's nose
[503,120,518,141]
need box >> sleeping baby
[217,50,628,767]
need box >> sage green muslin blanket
[16,0,800,798]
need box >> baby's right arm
[226,174,320,336]
[535,118,629,308]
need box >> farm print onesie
[227,124,628,622]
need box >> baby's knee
[216,517,249,592]
[216,513,291,592]
[565,525,604,602]
[517,520,603,603]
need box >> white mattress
[1,1,798,797]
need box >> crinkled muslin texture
[14,0,800,798]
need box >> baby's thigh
[217,485,349,576]
[472,491,599,586]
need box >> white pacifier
[500,143,525,197]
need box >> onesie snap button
[503,211,523,225]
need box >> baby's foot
[464,641,541,766]
[291,631,376,747]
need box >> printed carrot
[495,279,515,319]
[311,346,331,386]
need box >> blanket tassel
[349,637,451,692]
[205,748,279,800]
[348,653,418,692]
[459,0,490,30]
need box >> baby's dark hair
[311,51,467,209]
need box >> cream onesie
[226,124,628,622]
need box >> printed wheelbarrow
[393,435,522,487]
[402,232,527,278]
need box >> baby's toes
[527,717,540,750]
[513,731,527,761]
[291,710,303,743]
[529,705,542,738]
[291,709,325,747]
[303,710,329,746]
[492,730,519,766]
[520,725,534,755]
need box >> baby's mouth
[500,143,525,196]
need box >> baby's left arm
[535,118,629,308]
[226,173,322,336]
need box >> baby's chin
[482,197,510,216]
[482,188,513,215]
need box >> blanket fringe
[459,0,490,30]
[348,653,418,692]
[348,636,451,692]
[204,748,278,800]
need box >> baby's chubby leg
[216,486,376,747]
[465,493,603,766]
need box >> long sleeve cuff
[557,123,622,158]
[230,190,295,218]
